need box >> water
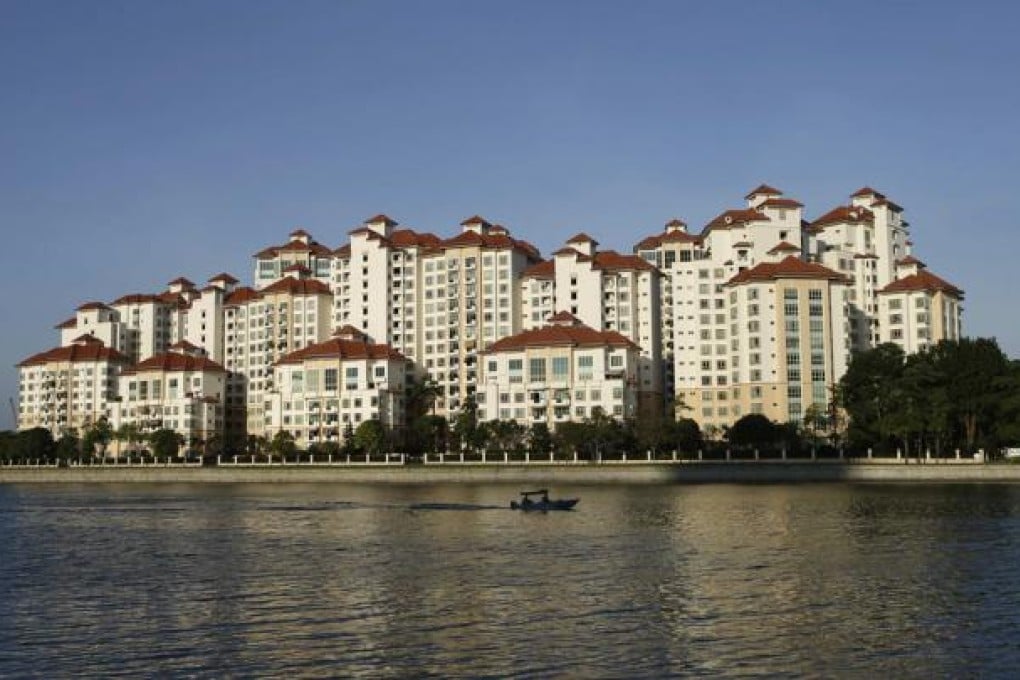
[2,483,1020,677]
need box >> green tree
[148,429,184,459]
[55,432,80,461]
[529,422,553,455]
[727,414,781,450]
[450,395,483,452]
[930,338,1010,451]
[837,343,907,451]
[353,419,387,455]
[15,427,55,459]
[115,422,143,455]
[270,430,297,458]
[82,418,113,457]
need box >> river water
[1,482,1019,677]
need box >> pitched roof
[634,229,700,250]
[851,186,881,198]
[55,317,77,330]
[334,243,351,257]
[389,229,442,249]
[208,272,239,284]
[18,337,131,367]
[275,337,406,365]
[76,301,110,312]
[485,322,638,353]
[364,214,398,226]
[522,259,555,279]
[810,205,874,229]
[726,256,850,285]
[459,215,492,227]
[122,352,226,375]
[879,269,963,297]
[224,286,260,307]
[260,276,331,296]
[768,240,801,254]
[665,218,687,229]
[441,229,540,259]
[547,311,582,324]
[896,255,926,267]
[289,228,311,237]
[745,184,783,199]
[566,232,597,244]
[167,277,195,288]
[255,238,332,258]
[703,208,770,233]
[759,197,804,209]
[593,250,659,273]
[169,340,202,352]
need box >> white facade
[265,329,408,447]
[478,314,640,426]
[112,347,227,450]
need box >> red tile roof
[851,186,881,198]
[260,277,331,296]
[879,269,963,297]
[55,317,77,330]
[333,243,352,257]
[703,208,770,232]
[276,337,406,365]
[634,229,700,250]
[768,240,801,254]
[441,229,540,259]
[76,301,110,312]
[256,238,332,258]
[289,228,311,237]
[593,251,657,274]
[364,214,398,226]
[460,215,491,227]
[167,277,195,288]
[283,263,312,274]
[522,259,555,279]
[896,255,925,267]
[123,352,226,375]
[332,325,367,339]
[547,311,582,324]
[566,232,597,244]
[169,340,202,352]
[726,256,850,285]
[389,229,442,249]
[759,197,804,209]
[665,218,687,229]
[745,184,783,199]
[552,246,591,260]
[111,294,159,305]
[485,322,638,353]
[208,272,239,284]
[870,197,904,212]
[810,205,874,228]
[224,286,260,307]
[18,337,131,367]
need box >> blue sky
[2,1,1018,429]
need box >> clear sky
[3,0,1019,429]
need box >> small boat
[510,489,579,511]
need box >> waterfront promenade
[2,457,1020,484]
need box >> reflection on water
[2,483,1020,677]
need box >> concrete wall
[4,461,1020,485]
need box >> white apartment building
[265,326,408,447]
[713,255,852,429]
[18,182,964,440]
[222,273,334,438]
[478,312,640,426]
[17,335,130,437]
[518,233,663,414]
[877,256,964,353]
[253,228,334,290]
[112,344,227,452]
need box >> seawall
[3,461,1020,484]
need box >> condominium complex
[15,184,964,449]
